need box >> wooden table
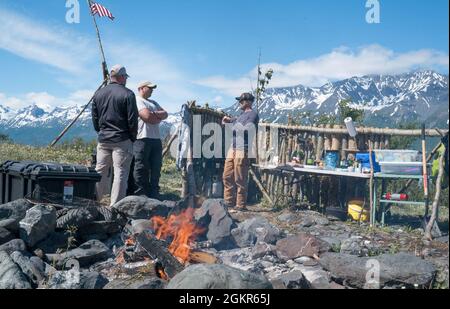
[255,164,371,210]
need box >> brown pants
[223,149,250,208]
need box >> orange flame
[151,208,204,264]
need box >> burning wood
[151,208,205,264]
[136,231,184,279]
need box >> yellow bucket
[348,199,369,222]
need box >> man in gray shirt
[222,93,260,211]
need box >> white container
[374,150,420,163]
[379,162,424,175]
[345,117,357,137]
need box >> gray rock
[79,271,109,289]
[19,204,57,247]
[293,264,333,289]
[0,251,32,289]
[0,239,27,255]
[295,256,313,264]
[314,217,330,226]
[278,271,310,289]
[276,233,331,262]
[34,232,73,254]
[298,213,330,229]
[112,196,171,220]
[277,212,296,223]
[0,219,19,233]
[319,237,342,252]
[46,240,112,268]
[167,264,273,289]
[0,199,34,223]
[0,227,14,245]
[56,207,98,230]
[10,251,45,286]
[104,276,165,289]
[129,219,153,235]
[298,216,316,228]
[251,242,276,259]
[231,217,281,248]
[29,256,46,275]
[46,271,108,289]
[340,236,364,256]
[194,199,237,250]
[320,252,437,288]
[78,221,122,237]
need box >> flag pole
[87,0,109,80]
[48,1,110,147]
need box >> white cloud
[196,45,449,96]
[0,8,197,112]
[0,8,95,75]
[107,42,196,111]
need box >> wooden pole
[162,128,180,158]
[424,153,445,240]
[250,169,274,206]
[422,124,430,217]
[49,80,107,147]
[368,141,375,227]
[259,123,447,137]
[87,0,109,80]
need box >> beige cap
[138,81,157,89]
[110,64,129,77]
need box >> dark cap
[236,92,255,102]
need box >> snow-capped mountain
[226,70,449,127]
[0,102,179,145]
[1,70,448,145]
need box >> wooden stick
[259,123,447,137]
[422,124,430,217]
[368,141,375,227]
[162,127,180,158]
[424,153,445,240]
[50,80,107,147]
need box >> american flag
[90,1,115,20]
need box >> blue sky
[0,0,448,113]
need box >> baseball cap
[110,64,130,78]
[138,81,158,89]
[236,92,255,102]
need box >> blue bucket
[325,151,340,169]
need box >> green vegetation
[338,99,365,124]
[390,122,421,150]
[290,99,364,127]
[0,142,93,165]
[0,133,12,143]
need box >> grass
[1,141,183,201]
[0,142,93,165]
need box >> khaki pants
[96,140,133,206]
[223,149,250,208]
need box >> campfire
[151,208,205,264]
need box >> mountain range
[0,70,448,145]
[226,70,449,128]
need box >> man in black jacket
[92,65,138,206]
